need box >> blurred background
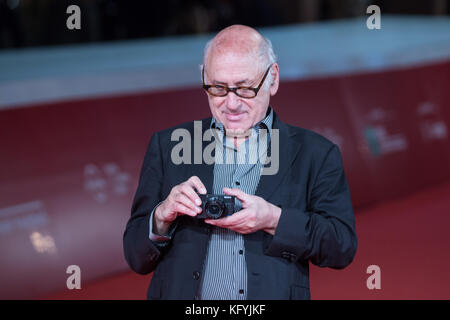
[0,0,449,299]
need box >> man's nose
[224,91,240,110]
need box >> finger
[174,202,198,217]
[179,184,203,207]
[206,219,253,234]
[175,192,202,214]
[188,176,207,194]
[223,187,250,204]
[205,209,247,227]
[222,218,257,234]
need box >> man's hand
[205,188,281,235]
[154,176,207,235]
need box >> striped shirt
[198,108,273,300]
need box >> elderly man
[123,25,357,300]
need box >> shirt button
[193,271,200,280]
[239,289,244,294]
[235,181,240,186]
[239,250,243,255]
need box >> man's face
[204,52,278,133]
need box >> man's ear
[270,63,280,96]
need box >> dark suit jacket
[123,111,357,300]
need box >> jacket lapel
[255,112,302,201]
[189,118,215,193]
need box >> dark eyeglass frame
[202,64,273,99]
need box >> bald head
[202,25,276,74]
[208,25,263,61]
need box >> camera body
[197,194,236,219]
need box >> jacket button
[149,253,158,260]
[281,251,297,261]
[193,271,200,280]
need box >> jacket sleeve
[123,131,169,275]
[265,144,358,269]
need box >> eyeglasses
[202,64,273,99]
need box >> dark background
[1,0,449,49]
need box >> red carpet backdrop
[1,15,449,299]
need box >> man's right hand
[153,176,207,236]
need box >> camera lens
[205,200,224,219]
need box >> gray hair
[201,33,277,90]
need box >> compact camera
[196,194,236,219]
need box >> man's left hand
[205,187,281,235]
